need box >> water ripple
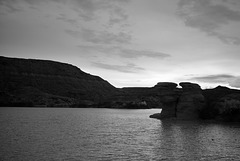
[1,108,240,160]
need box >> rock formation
[176,82,205,119]
[150,82,180,118]
[150,82,205,120]
[150,83,240,121]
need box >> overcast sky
[1,0,240,88]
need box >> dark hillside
[0,56,117,107]
[200,86,240,120]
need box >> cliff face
[0,56,117,107]
[149,82,206,120]
[152,82,180,118]
[109,81,206,120]
[149,83,240,121]
[176,82,205,119]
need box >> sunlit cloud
[1,0,240,88]
[189,74,235,83]
[66,29,131,44]
[119,48,170,59]
[78,45,170,59]
[229,76,240,88]
[189,74,240,88]
[92,62,145,73]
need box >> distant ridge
[0,56,117,107]
[1,56,240,121]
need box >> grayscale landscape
[1,0,240,160]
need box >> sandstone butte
[1,56,240,122]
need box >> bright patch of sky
[1,0,240,88]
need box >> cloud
[0,0,23,15]
[67,0,130,26]
[119,48,170,59]
[229,77,240,88]
[56,14,79,27]
[92,62,144,73]
[189,74,240,88]
[1,0,132,45]
[0,0,56,14]
[66,28,131,44]
[177,0,240,44]
[59,0,131,43]
[61,0,130,26]
[0,0,130,26]
[221,0,240,6]
[190,74,235,83]
[78,45,171,59]
[109,4,129,26]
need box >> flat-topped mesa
[176,82,205,120]
[110,82,180,109]
[154,82,178,89]
[0,56,117,107]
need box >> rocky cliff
[0,56,117,107]
[109,81,206,120]
[149,83,240,121]
[150,82,180,118]
[176,82,205,119]
[149,82,205,120]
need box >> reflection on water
[152,120,240,160]
[0,108,240,160]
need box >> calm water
[1,108,240,161]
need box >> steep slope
[0,56,117,107]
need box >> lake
[0,108,240,160]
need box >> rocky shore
[1,56,240,122]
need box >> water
[0,108,240,161]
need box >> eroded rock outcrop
[150,82,205,120]
[176,82,205,119]
[150,82,180,118]
[150,82,240,121]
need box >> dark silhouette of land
[1,56,240,121]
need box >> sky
[1,0,240,89]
